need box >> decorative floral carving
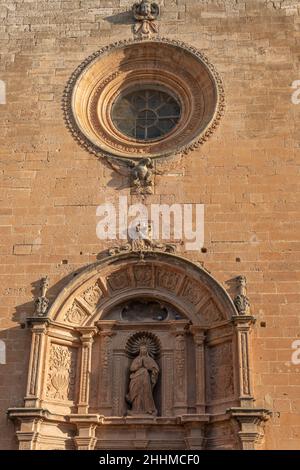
[46,344,77,401]
[100,334,113,406]
[174,333,186,403]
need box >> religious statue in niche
[132,0,160,38]
[125,332,160,416]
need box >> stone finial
[35,276,50,317]
[132,1,160,37]
[234,275,251,316]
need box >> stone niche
[8,252,270,450]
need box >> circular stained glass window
[111,87,181,141]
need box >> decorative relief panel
[199,300,224,325]
[207,342,234,402]
[180,279,203,306]
[64,300,87,326]
[99,334,113,407]
[107,270,131,292]
[133,265,153,287]
[80,280,103,308]
[46,344,77,402]
[156,269,181,293]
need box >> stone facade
[0,0,300,450]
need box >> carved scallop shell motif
[125,331,161,358]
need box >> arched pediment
[9,250,269,451]
[48,252,237,328]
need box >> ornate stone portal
[8,252,270,450]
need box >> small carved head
[139,344,148,356]
[236,275,247,287]
[140,0,152,15]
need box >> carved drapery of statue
[126,345,159,415]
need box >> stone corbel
[76,327,98,414]
[181,415,209,450]
[227,408,271,450]
[69,415,100,450]
[7,408,49,450]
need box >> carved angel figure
[106,157,155,196]
[132,1,160,37]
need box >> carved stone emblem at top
[234,276,251,316]
[108,222,177,258]
[35,276,50,317]
[132,0,160,37]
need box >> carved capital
[77,326,98,344]
[189,326,206,346]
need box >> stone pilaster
[190,326,206,414]
[77,327,98,414]
[25,322,48,408]
[97,321,116,414]
[171,321,189,416]
[232,315,256,406]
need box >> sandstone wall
[0,0,299,449]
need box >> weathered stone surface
[0,0,299,450]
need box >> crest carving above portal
[132,1,160,38]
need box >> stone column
[233,315,255,406]
[25,321,49,408]
[77,327,97,414]
[171,321,189,416]
[190,326,206,414]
